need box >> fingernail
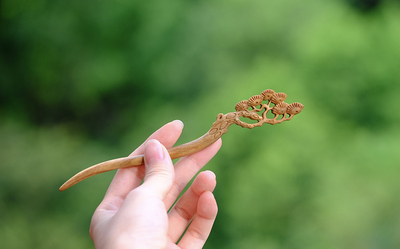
[205,170,216,180]
[145,139,165,165]
[174,119,184,128]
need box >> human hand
[89,120,222,249]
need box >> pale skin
[90,120,222,249]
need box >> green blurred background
[1,0,400,248]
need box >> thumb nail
[145,139,165,165]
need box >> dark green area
[2,0,400,248]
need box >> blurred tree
[0,0,208,142]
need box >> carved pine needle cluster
[233,89,304,128]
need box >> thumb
[142,139,174,199]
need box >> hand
[89,120,222,249]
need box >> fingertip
[203,170,216,180]
[198,191,218,218]
[209,138,222,155]
[215,137,222,148]
[168,120,184,135]
[128,121,184,157]
[173,119,184,129]
[201,170,217,189]
[192,171,217,195]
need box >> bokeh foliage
[2,0,400,248]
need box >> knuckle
[187,226,207,241]
[174,205,193,221]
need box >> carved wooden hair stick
[59,89,304,191]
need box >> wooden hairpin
[59,89,304,191]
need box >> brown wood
[59,89,304,191]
